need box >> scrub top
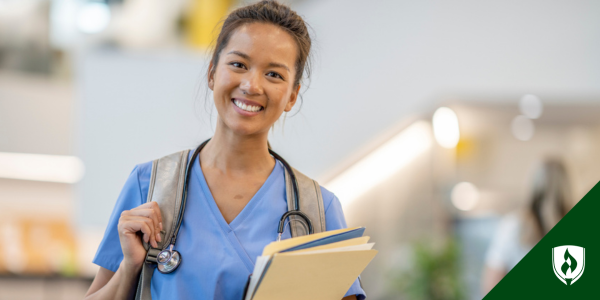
[93,151,366,300]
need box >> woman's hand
[117,201,163,269]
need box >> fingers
[119,212,160,248]
[130,216,159,248]
[118,215,157,248]
[125,209,162,243]
[137,202,164,232]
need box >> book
[244,227,377,300]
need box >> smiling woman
[84,1,363,300]
[208,22,301,137]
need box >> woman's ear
[284,84,301,112]
[208,61,215,91]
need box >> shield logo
[552,245,585,285]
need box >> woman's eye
[230,62,246,69]
[267,72,283,80]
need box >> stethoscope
[156,138,314,274]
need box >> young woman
[482,158,571,294]
[84,1,365,299]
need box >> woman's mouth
[232,99,264,113]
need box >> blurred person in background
[83,1,363,300]
[482,158,571,294]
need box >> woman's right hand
[117,201,163,269]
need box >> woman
[482,158,571,294]
[84,1,365,300]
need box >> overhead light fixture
[511,115,535,141]
[519,94,543,119]
[76,1,111,34]
[324,121,433,208]
[432,107,460,148]
[0,152,85,183]
[451,182,480,211]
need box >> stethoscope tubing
[169,138,313,248]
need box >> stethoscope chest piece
[157,244,182,274]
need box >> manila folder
[252,249,377,300]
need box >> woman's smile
[232,98,264,116]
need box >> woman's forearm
[85,262,142,300]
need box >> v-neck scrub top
[93,152,366,300]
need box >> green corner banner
[484,181,600,299]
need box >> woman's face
[208,22,300,137]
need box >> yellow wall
[185,0,234,48]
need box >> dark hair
[517,158,571,246]
[529,159,570,236]
[208,0,312,88]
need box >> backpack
[134,149,326,300]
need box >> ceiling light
[432,107,460,148]
[519,94,543,119]
[451,182,479,211]
[76,2,111,34]
[0,152,85,183]
[511,115,535,141]
[325,121,433,208]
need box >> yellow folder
[246,227,377,300]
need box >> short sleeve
[321,186,367,300]
[92,165,146,272]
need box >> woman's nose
[240,71,263,96]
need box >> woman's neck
[200,122,275,174]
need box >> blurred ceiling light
[511,115,535,141]
[519,94,543,119]
[50,0,79,49]
[451,182,479,211]
[325,121,433,208]
[432,107,460,148]
[76,2,111,34]
[0,152,85,183]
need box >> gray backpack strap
[283,165,327,237]
[135,150,190,300]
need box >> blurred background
[1,0,599,299]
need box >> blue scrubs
[93,151,366,300]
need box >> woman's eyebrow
[227,50,250,60]
[267,62,290,72]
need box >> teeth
[234,99,262,112]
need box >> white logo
[552,245,585,285]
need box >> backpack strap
[135,150,190,300]
[283,164,327,237]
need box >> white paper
[245,255,272,300]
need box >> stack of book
[243,227,377,300]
